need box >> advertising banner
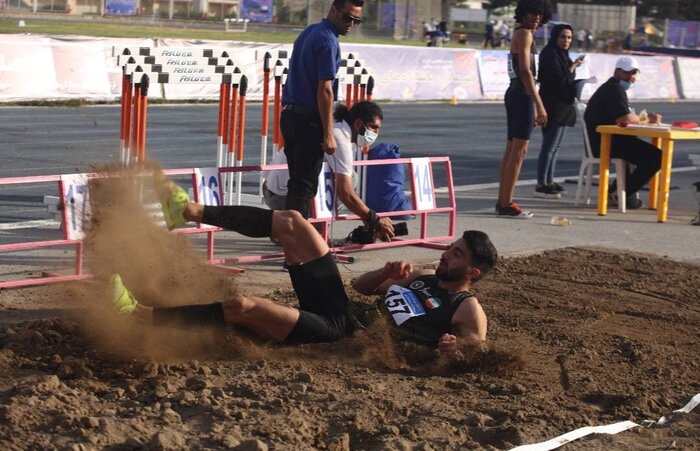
[666,20,699,48]
[676,57,700,99]
[156,39,287,101]
[104,0,138,17]
[343,44,482,101]
[241,0,273,23]
[477,50,509,100]
[0,35,684,103]
[580,53,678,101]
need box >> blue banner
[666,20,699,48]
[241,0,273,24]
[104,0,137,16]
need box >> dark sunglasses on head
[342,12,362,25]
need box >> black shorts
[284,253,353,343]
[505,82,534,140]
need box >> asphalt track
[0,101,698,223]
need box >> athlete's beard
[435,263,468,282]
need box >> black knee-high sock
[153,303,226,327]
[202,206,273,237]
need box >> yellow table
[596,124,700,223]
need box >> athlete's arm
[352,261,432,296]
[451,297,487,342]
[437,298,487,360]
[317,80,336,155]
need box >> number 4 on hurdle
[410,158,435,210]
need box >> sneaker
[154,172,189,230]
[495,202,534,219]
[608,192,643,210]
[535,184,562,199]
[626,193,643,209]
[550,182,567,194]
[110,274,138,315]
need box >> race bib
[507,53,517,79]
[384,285,426,326]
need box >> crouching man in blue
[112,179,498,359]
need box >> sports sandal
[111,274,138,315]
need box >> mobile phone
[578,54,586,61]
[394,222,408,236]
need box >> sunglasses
[341,11,362,25]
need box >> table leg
[657,139,674,223]
[598,133,611,216]
[648,137,660,209]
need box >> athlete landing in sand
[112,175,498,360]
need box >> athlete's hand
[382,261,412,280]
[376,217,395,242]
[438,333,464,360]
[322,134,337,155]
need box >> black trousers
[280,109,324,218]
[593,135,662,196]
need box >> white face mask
[356,127,378,147]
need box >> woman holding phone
[534,23,585,198]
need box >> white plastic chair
[575,101,628,212]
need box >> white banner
[343,43,482,101]
[676,57,700,99]
[0,35,684,102]
[0,35,152,102]
[155,39,285,101]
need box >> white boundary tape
[510,393,700,451]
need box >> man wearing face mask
[584,56,662,209]
[263,101,395,241]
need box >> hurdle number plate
[195,168,223,229]
[411,158,435,210]
[61,174,91,240]
[313,163,334,219]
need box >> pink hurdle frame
[0,158,455,288]
[0,175,91,289]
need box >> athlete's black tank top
[508,25,538,84]
[348,275,474,346]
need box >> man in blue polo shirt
[281,0,364,218]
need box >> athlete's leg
[497,137,529,207]
[184,205,328,265]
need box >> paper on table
[624,123,671,131]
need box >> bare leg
[497,138,530,207]
[131,297,299,343]
[221,296,299,342]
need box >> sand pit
[0,168,698,450]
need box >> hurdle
[114,47,246,165]
[272,57,289,153]
[210,156,456,267]
[0,174,92,289]
[114,46,255,207]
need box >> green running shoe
[111,274,138,315]
[155,172,189,230]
